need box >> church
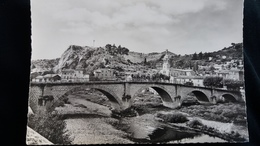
[160,50,195,77]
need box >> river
[57,93,247,144]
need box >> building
[170,69,195,77]
[33,76,44,82]
[227,69,244,81]
[160,50,171,76]
[126,75,133,81]
[216,69,244,81]
[216,70,229,78]
[93,68,115,80]
[213,64,224,70]
[61,69,89,82]
[43,74,61,82]
[32,74,61,82]
[172,76,205,87]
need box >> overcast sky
[31,0,243,60]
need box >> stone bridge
[29,81,243,112]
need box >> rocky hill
[31,45,176,73]
[30,43,242,74]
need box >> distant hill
[166,43,243,69]
[30,43,242,73]
[31,58,59,72]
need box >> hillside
[31,45,176,73]
[30,43,243,74]
[31,58,59,72]
[164,43,243,69]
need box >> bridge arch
[219,93,237,103]
[181,90,210,104]
[131,85,174,107]
[62,85,123,111]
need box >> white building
[93,68,115,80]
[32,74,61,82]
[61,69,89,82]
[172,76,205,87]
[160,50,171,76]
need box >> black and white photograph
[26,0,248,144]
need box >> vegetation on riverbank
[156,113,189,123]
[179,102,247,126]
[185,119,247,142]
[27,111,73,144]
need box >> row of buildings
[159,50,244,87]
[31,68,117,83]
[32,69,90,83]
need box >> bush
[184,81,194,86]
[224,79,244,90]
[156,113,189,123]
[203,76,223,88]
[28,111,72,144]
[187,119,203,128]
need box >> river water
[125,118,227,144]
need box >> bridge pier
[210,96,217,104]
[121,94,132,110]
[162,95,181,109]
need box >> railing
[30,78,171,84]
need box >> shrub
[224,79,244,91]
[203,76,223,88]
[156,113,189,123]
[187,119,203,128]
[28,111,72,144]
[184,81,194,86]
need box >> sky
[31,0,243,60]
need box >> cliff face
[31,45,176,73]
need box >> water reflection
[148,126,199,143]
[128,125,226,144]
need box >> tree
[192,52,198,60]
[203,76,223,88]
[198,52,203,60]
[193,61,199,72]
[28,111,72,144]
[121,47,129,55]
[224,79,244,90]
[144,58,147,65]
[209,66,215,73]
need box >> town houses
[61,69,89,82]
[159,49,244,87]
[93,68,116,80]
[31,68,89,83]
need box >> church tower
[160,49,170,76]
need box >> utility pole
[93,40,95,47]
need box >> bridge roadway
[29,81,243,112]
